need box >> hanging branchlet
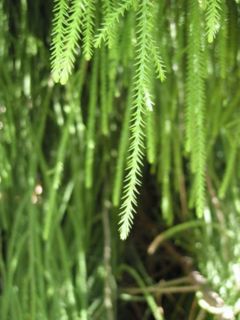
[2,0,240,318]
[82,0,95,60]
[186,0,206,218]
[49,0,236,239]
[50,0,87,84]
[119,0,157,240]
[205,0,223,43]
[94,0,135,48]
[58,0,86,84]
[150,41,166,82]
[50,0,69,83]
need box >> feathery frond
[51,0,86,85]
[59,0,86,84]
[119,0,154,240]
[2,0,240,318]
[205,0,223,43]
[150,40,166,82]
[94,0,135,48]
[82,0,95,60]
[50,0,69,83]
[186,0,206,218]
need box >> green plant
[0,0,240,319]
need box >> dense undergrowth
[0,0,240,319]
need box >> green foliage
[82,0,95,60]
[186,0,206,218]
[205,0,223,43]
[119,0,155,240]
[85,53,99,189]
[94,0,135,48]
[51,0,87,84]
[1,0,240,319]
[51,0,69,83]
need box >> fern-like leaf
[58,0,86,84]
[205,0,222,43]
[119,0,154,240]
[94,0,135,48]
[186,0,206,218]
[150,39,166,82]
[82,0,95,60]
[50,0,69,83]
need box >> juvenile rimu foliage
[1,0,240,318]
